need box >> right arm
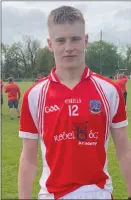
[18,139,38,199]
[18,88,39,199]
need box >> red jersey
[19,66,128,199]
[5,82,21,100]
[115,77,128,92]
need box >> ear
[47,38,54,52]
[85,34,88,49]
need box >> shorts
[38,185,112,199]
[8,100,18,109]
[123,92,127,105]
[1,95,3,105]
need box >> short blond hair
[47,6,85,26]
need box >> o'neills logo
[65,98,81,104]
[54,132,76,142]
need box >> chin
[63,61,79,69]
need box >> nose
[65,41,74,53]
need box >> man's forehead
[48,22,85,38]
[48,22,85,34]
[48,21,84,28]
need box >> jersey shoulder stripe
[91,72,128,127]
[23,76,50,99]
[91,72,120,92]
[19,77,50,138]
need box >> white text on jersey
[45,105,60,113]
[54,132,76,142]
[65,98,81,104]
[54,130,99,146]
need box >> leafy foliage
[1,36,131,79]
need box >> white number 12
[68,105,79,116]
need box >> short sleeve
[19,88,39,139]
[111,85,128,128]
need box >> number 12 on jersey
[68,105,79,116]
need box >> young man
[115,74,128,105]
[5,77,21,120]
[18,6,131,200]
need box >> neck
[55,64,85,89]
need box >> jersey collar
[49,65,91,82]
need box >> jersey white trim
[85,68,90,78]
[91,77,111,142]
[38,80,50,138]
[111,119,128,128]
[92,75,128,129]
[92,76,119,120]
[59,185,112,199]
[28,80,49,132]
[103,137,113,192]
[37,81,53,198]
[19,131,38,139]
[50,70,57,82]
[91,76,113,192]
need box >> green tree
[126,45,131,74]
[1,43,9,79]
[22,35,40,77]
[35,46,55,76]
[2,43,23,79]
[1,38,128,79]
[85,41,119,76]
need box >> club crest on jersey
[90,100,101,114]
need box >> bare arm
[18,138,38,199]
[111,126,131,197]
[17,86,21,99]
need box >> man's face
[48,22,88,69]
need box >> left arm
[111,126,131,197]
[17,86,21,99]
[111,83,130,197]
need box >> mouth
[63,55,77,58]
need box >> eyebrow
[55,37,65,42]
[72,36,82,40]
[55,36,82,41]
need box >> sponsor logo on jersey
[54,131,76,142]
[74,121,88,141]
[54,129,99,146]
[45,105,60,113]
[78,141,97,146]
[77,129,98,146]
[89,100,101,114]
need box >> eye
[72,37,81,41]
[56,38,65,43]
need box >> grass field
[1,81,131,199]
